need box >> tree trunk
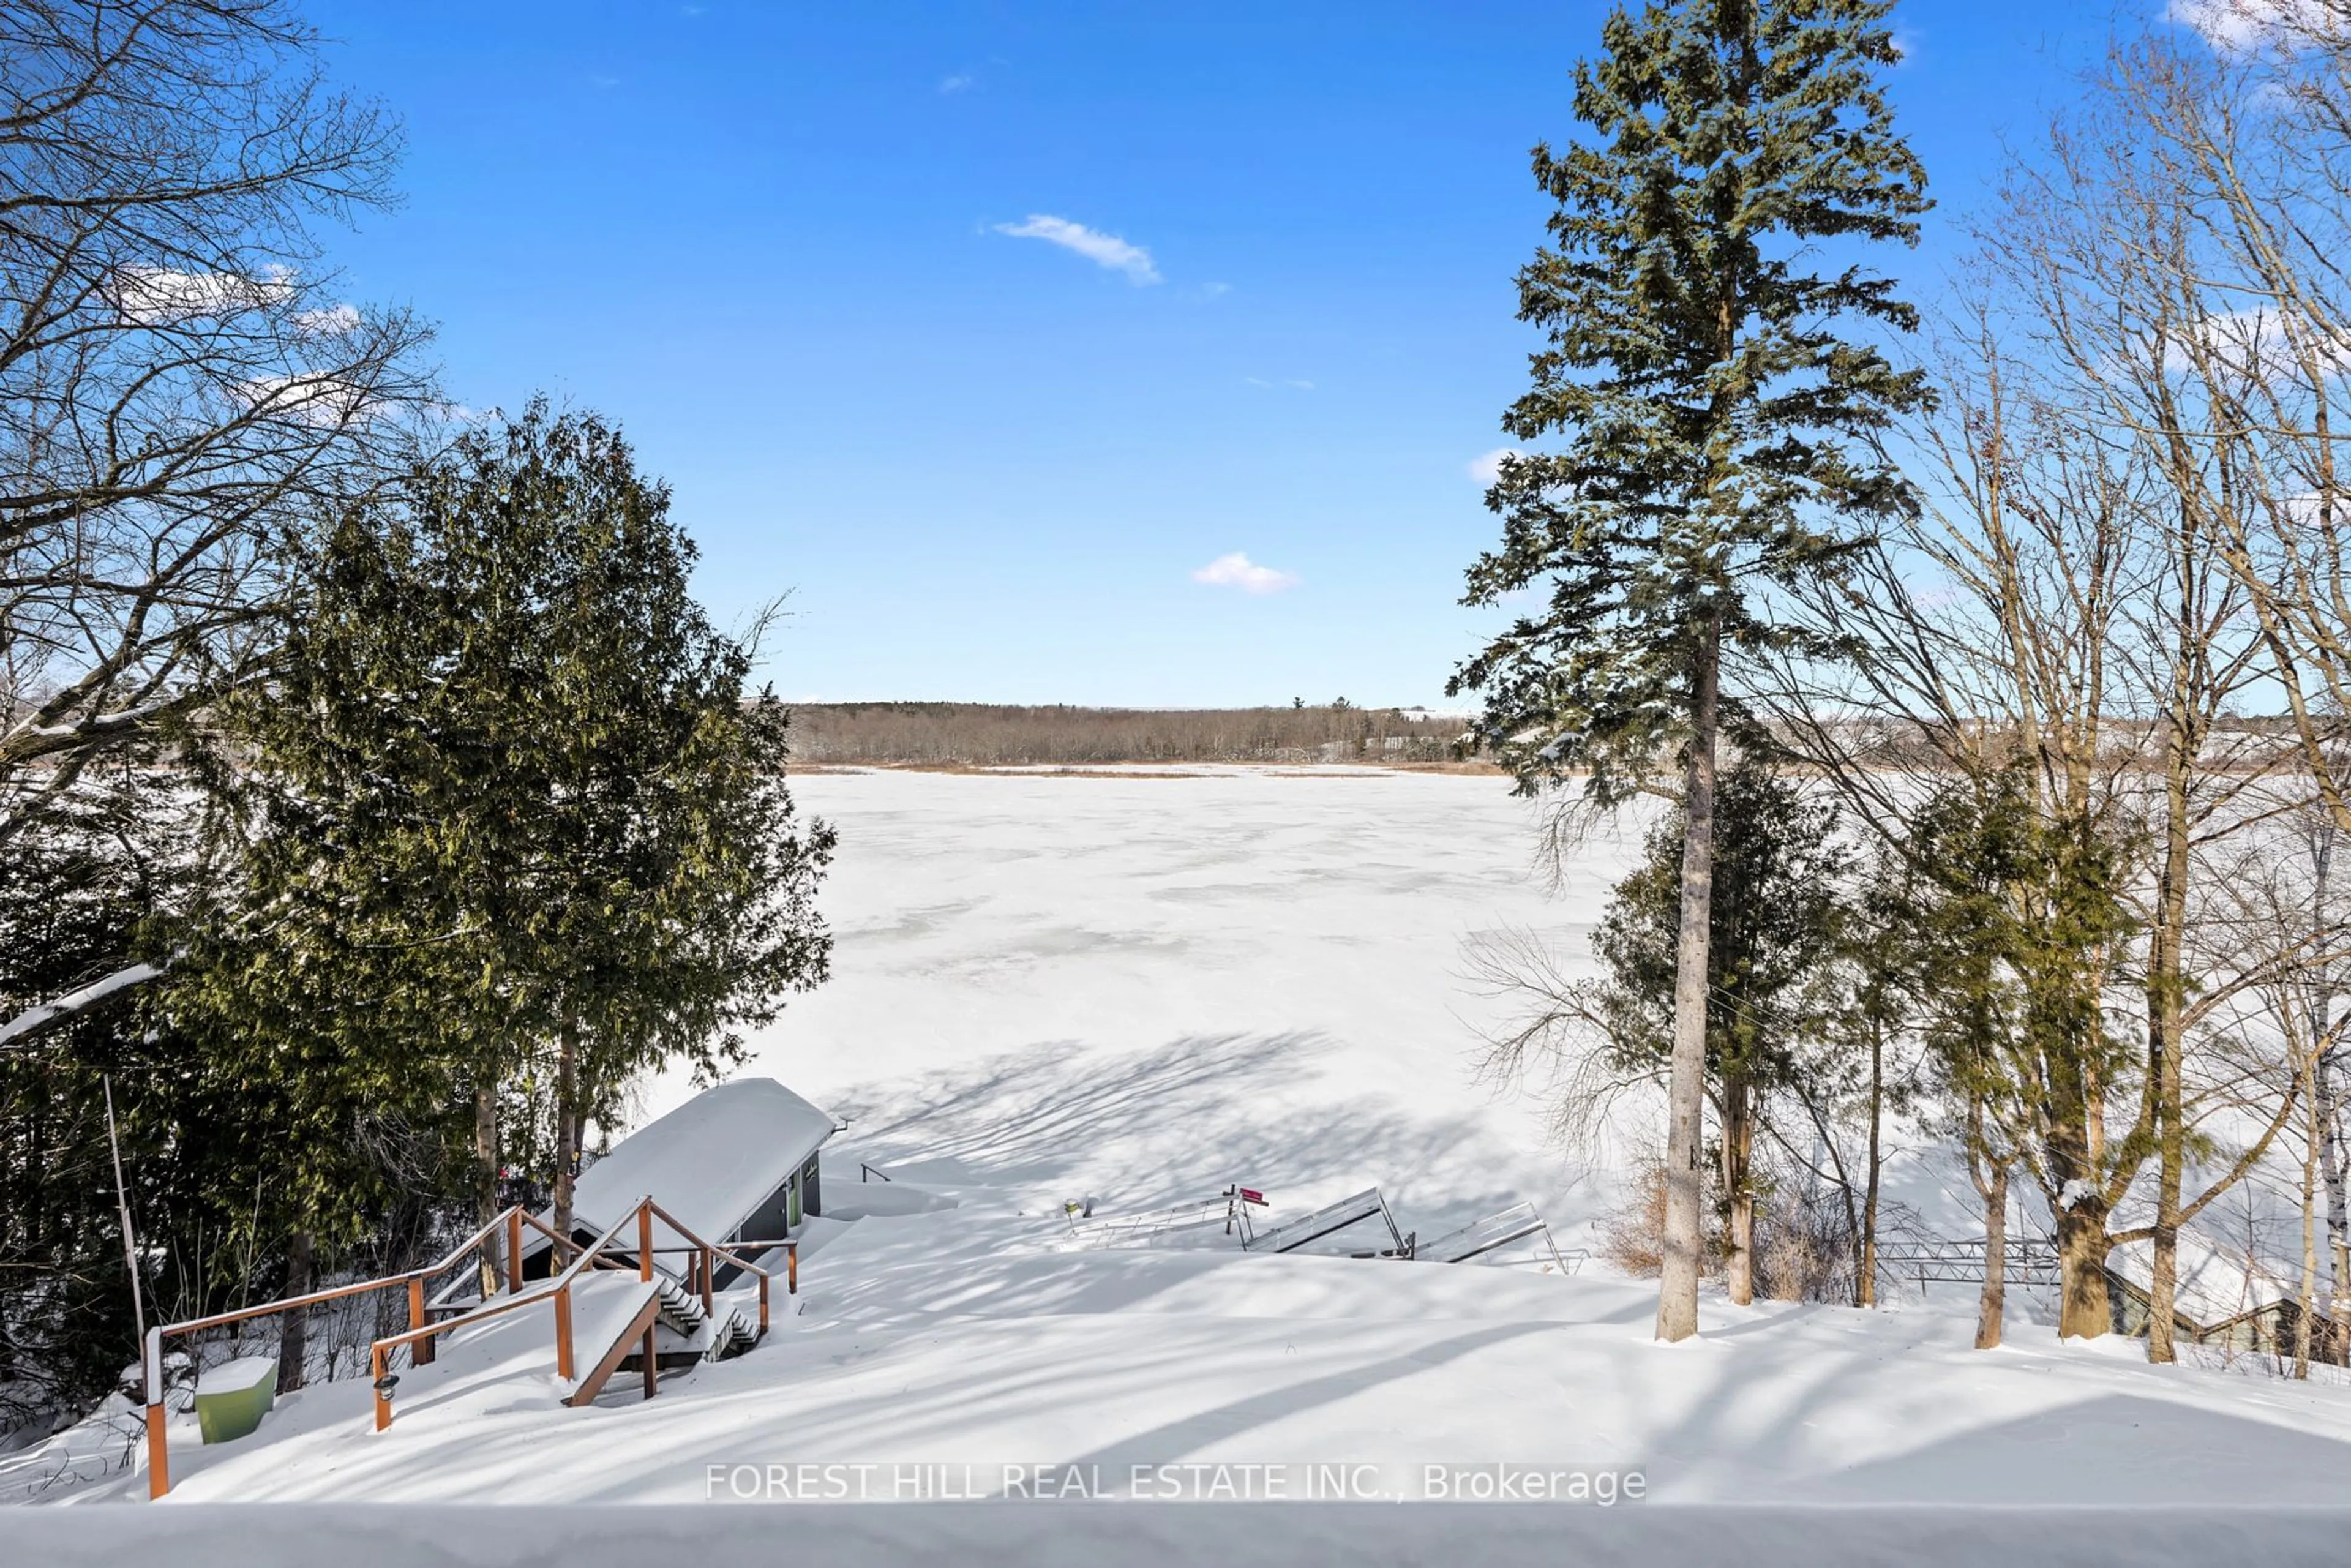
[2044,1008,2114,1341]
[1723,1073,1755,1306]
[1859,1019,1884,1309]
[2145,724,2192,1364]
[475,1078,502,1296]
[2148,1030,2182,1357]
[2148,1205,2180,1364]
[2314,827,2348,1364]
[276,1228,313,1395]
[2054,1194,2113,1340]
[1977,1160,2008,1351]
[2326,1049,2350,1367]
[551,1010,582,1241]
[1657,613,1720,1343]
[2300,1043,2320,1381]
[2319,1035,2349,1363]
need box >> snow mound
[820,1182,959,1221]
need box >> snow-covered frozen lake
[651,766,1648,1245]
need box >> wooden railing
[367,1196,795,1428]
[366,1196,654,1430]
[144,1198,800,1498]
[142,1202,542,1499]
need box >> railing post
[143,1326,169,1499]
[146,1399,168,1497]
[700,1246,714,1316]
[787,1242,798,1296]
[641,1324,658,1399]
[555,1284,575,1382]
[507,1209,523,1294]
[408,1277,433,1367]
[758,1272,770,1332]
[372,1347,392,1432]
[638,1201,653,1283]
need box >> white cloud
[1467,446,1522,486]
[111,265,290,325]
[2182,306,2351,382]
[939,72,974,94]
[114,269,373,340]
[1191,552,1298,595]
[294,302,362,336]
[1244,376,1314,391]
[2169,0,2332,48]
[239,372,384,429]
[992,214,1161,285]
[1200,281,1232,298]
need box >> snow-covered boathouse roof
[568,1076,835,1251]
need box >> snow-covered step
[642,1270,761,1362]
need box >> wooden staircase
[139,1195,799,1497]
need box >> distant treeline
[787,702,1475,767]
[784,705,2315,773]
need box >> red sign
[1239,1188,1267,1206]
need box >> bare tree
[2109,15,2351,1356]
[1464,925,1667,1163]
[0,1,435,847]
[2102,13,2351,834]
[1971,42,2339,1359]
[1762,302,2154,1340]
[1759,20,2351,1352]
[2303,797,2351,1352]
[2211,836,2351,1377]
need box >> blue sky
[310,1,2167,708]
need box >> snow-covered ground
[28,769,2351,1562]
[144,1183,2351,1507]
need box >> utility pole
[104,1075,146,1345]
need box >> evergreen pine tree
[1449,0,1927,1339]
[1587,760,1851,1302]
[168,401,836,1318]
[408,405,837,1240]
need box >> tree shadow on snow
[1786,1392,2351,1505]
[828,1030,1561,1239]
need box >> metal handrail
[142,1202,533,1499]
[1875,1232,2063,1289]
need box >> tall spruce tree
[1450,0,1927,1338]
